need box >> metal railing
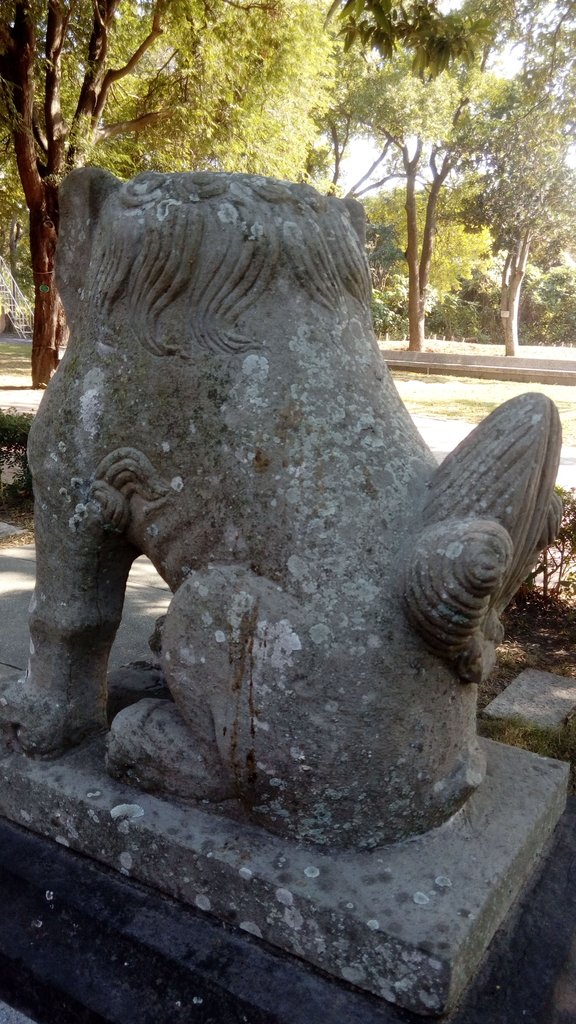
[0,255,33,339]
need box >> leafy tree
[0,1,331,386]
[521,260,576,347]
[461,74,576,354]
[330,52,494,350]
[326,0,492,76]
[366,185,492,298]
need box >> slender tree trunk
[9,218,22,290]
[403,139,451,352]
[500,230,531,357]
[1,0,165,385]
[404,142,424,351]
[29,184,61,387]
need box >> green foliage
[371,278,409,337]
[427,263,502,342]
[365,222,404,288]
[426,292,481,340]
[91,1,333,181]
[527,487,576,601]
[0,408,33,503]
[326,0,492,76]
[521,261,576,347]
[364,187,493,308]
[0,2,333,184]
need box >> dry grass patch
[478,716,576,793]
[0,343,32,387]
[390,372,576,445]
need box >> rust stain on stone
[253,448,270,473]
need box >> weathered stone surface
[2,799,576,1024]
[0,168,562,852]
[106,662,171,725]
[0,733,567,1016]
[483,669,576,728]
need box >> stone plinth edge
[0,737,568,1017]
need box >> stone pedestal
[0,731,567,1016]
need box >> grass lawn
[391,372,576,446]
[383,337,576,446]
[0,342,32,387]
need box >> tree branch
[44,0,68,174]
[95,108,169,141]
[345,140,393,196]
[221,0,279,8]
[93,2,165,124]
[348,172,404,199]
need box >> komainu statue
[0,169,562,850]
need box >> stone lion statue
[0,168,561,849]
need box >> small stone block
[0,736,568,1016]
[483,669,576,728]
[0,523,24,540]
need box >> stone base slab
[0,735,568,1017]
[483,668,576,728]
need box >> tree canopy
[0,0,331,384]
[326,0,494,75]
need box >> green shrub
[371,276,410,338]
[526,486,576,600]
[521,262,576,347]
[0,408,33,503]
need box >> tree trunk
[404,142,424,351]
[29,183,61,388]
[2,0,167,384]
[9,218,22,291]
[500,231,531,357]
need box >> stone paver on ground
[483,668,576,728]
[0,524,24,541]
[0,1003,35,1024]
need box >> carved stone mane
[62,171,371,359]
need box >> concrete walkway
[0,548,170,682]
[412,414,576,489]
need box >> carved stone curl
[403,392,562,682]
[404,519,512,684]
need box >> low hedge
[0,408,33,503]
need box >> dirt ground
[480,591,576,710]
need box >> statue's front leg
[0,500,137,756]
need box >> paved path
[0,548,170,681]
[412,414,576,489]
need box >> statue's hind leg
[106,565,305,808]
